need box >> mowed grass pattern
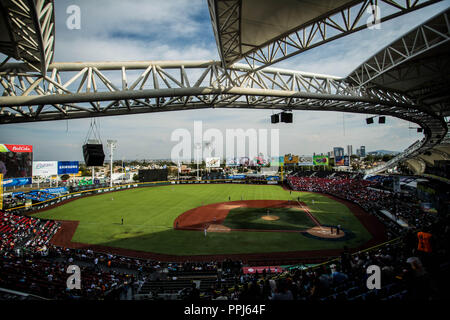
[223,207,317,231]
[35,184,373,255]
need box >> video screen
[0,144,33,178]
[138,169,168,182]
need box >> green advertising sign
[313,155,329,166]
[270,156,284,166]
[78,178,93,186]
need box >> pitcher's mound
[306,226,345,239]
[218,204,244,210]
[207,224,231,233]
[261,215,280,221]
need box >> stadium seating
[0,173,448,300]
[286,175,436,233]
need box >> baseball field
[33,184,386,260]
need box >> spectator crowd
[0,173,449,301]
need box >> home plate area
[306,226,346,239]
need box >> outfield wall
[4,179,280,214]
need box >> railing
[0,287,50,301]
[283,236,403,272]
[364,139,424,177]
[4,178,280,213]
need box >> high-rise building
[360,146,366,157]
[347,145,353,156]
[333,147,345,158]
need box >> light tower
[194,142,202,181]
[107,140,117,187]
[204,140,212,176]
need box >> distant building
[356,148,361,157]
[347,145,353,156]
[360,146,366,157]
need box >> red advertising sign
[242,266,284,274]
[4,144,33,152]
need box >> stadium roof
[347,9,450,117]
[209,0,442,70]
[0,0,55,74]
[347,9,450,174]
[209,0,354,65]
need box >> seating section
[0,174,448,300]
[287,176,435,233]
[0,253,133,299]
[0,211,60,253]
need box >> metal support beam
[347,9,450,87]
[0,0,55,74]
[0,60,447,174]
[209,0,442,70]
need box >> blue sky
[1,0,449,161]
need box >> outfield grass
[34,184,373,255]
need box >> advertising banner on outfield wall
[228,175,246,179]
[344,156,350,166]
[205,157,221,168]
[252,155,268,166]
[42,187,68,194]
[226,157,239,166]
[335,155,350,166]
[33,161,58,176]
[57,161,79,175]
[284,154,299,165]
[270,156,284,167]
[335,156,345,166]
[2,177,32,187]
[313,155,329,166]
[239,157,250,166]
[266,176,280,184]
[298,156,313,166]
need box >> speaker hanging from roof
[83,144,105,166]
[280,112,293,123]
[82,119,105,166]
[271,114,279,123]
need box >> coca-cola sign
[2,144,33,153]
[0,144,33,179]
